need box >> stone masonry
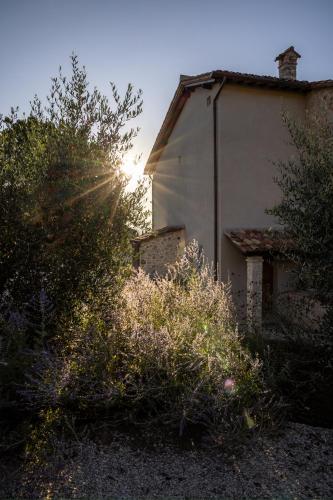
[275,46,301,80]
[133,226,186,276]
[246,255,263,332]
[307,88,333,122]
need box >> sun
[121,157,145,191]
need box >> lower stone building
[132,226,295,331]
[132,226,186,277]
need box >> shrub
[0,287,55,408]
[246,308,333,428]
[22,242,272,442]
[0,54,149,412]
[0,54,149,320]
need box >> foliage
[21,242,273,444]
[0,54,149,322]
[0,54,149,405]
[0,287,55,406]
[247,319,333,428]
[264,111,333,425]
[268,111,333,296]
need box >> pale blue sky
[1,0,332,175]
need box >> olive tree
[268,111,333,297]
[0,54,149,331]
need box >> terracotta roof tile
[224,228,293,255]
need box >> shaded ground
[1,422,332,499]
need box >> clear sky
[1,0,332,179]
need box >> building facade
[136,47,333,328]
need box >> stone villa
[134,47,333,328]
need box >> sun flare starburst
[121,157,145,191]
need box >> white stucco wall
[217,84,306,305]
[151,82,308,311]
[152,86,215,262]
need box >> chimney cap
[275,46,301,62]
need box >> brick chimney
[275,46,301,80]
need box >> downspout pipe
[213,77,227,279]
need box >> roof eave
[131,225,185,244]
[144,74,216,174]
[144,71,333,175]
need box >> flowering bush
[0,54,149,414]
[22,242,270,440]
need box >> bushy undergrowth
[21,242,271,442]
[252,318,333,428]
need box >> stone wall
[306,88,333,122]
[134,227,186,276]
